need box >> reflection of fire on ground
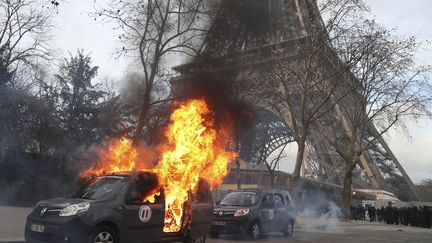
[80,98,237,232]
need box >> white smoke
[297,199,344,234]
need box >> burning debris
[81,98,237,233]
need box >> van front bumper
[25,215,92,243]
[210,218,249,235]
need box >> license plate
[31,224,45,233]
[213,221,226,226]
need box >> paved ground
[0,206,32,242]
[1,206,431,243]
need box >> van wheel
[283,220,294,237]
[88,226,118,243]
[244,221,261,240]
[185,235,206,243]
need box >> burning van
[25,171,213,243]
[24,98,236,243]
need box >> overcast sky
[279,0,432,183]
[51,0,432,183]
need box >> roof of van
[232,188,290,193]
[99,170,155,177]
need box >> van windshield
[73,176,128,200]
[220,191,260,207]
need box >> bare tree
[264,144,287,188]
[324,18,432,219]
[417,179,432,202]
[267,0,369,202]
[94,0,214,144]
[0,0,54,88]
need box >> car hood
[37,197,91,208]
[214,205,250,211]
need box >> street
[209,228,432,243]
[1,206,432,243]
[3,229,432,243]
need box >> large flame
[81,98,236,233]
[80,137,156,178]
[81,137,139,178]
[155,98,236,232]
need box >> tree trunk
[341,164,355,221]
[133,90,151,145]
[291,138,306,204]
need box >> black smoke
[174,72,257,139]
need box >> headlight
[59,203,90,217]
[234,208,250,217]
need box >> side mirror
[215,200,221,205]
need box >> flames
[81,98,237,233]
[80,137,138,178]
[80,137,155,178]
[155,98,236,232]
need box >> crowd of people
[351,204,432,228]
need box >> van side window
[261,193,275,208]
[126,173,161,205]
[274,193,285,207]
[285,195,291,205]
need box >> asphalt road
[1,206,431,243]
[3,229,432,243]
[209,228,432,243]
[0,206,32,242]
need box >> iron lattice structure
[172,0,419,200]
[239,110,294,165]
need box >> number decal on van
[139,205,152,223]
[269,209,275,220]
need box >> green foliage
[0,50,125,205]
[55,50,105,144]
[0,152,76,205]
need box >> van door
[123,175,164,243]
[259,193,277,232]
[190,179,213,237]
[274,193,288,230]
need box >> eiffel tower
[172,0,419,200]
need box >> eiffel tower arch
[172,0,419,200]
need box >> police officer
[385,204,393,224]
[411,206,419,227]
[394,206,400,225]
[422,205,431,228]
[368,206,376,222]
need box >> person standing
[393,206,399,225]
[361,206,366,221]
[368,206,376,222]
[422,205,431,228]
[411,206,419,227]
[419,206,425,227]
[378,206,385,223]
[385,204,393,224]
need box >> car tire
[244,221,261,240]
[283,220,294,237]
[185,235,206,243]
[88,225,118,243]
